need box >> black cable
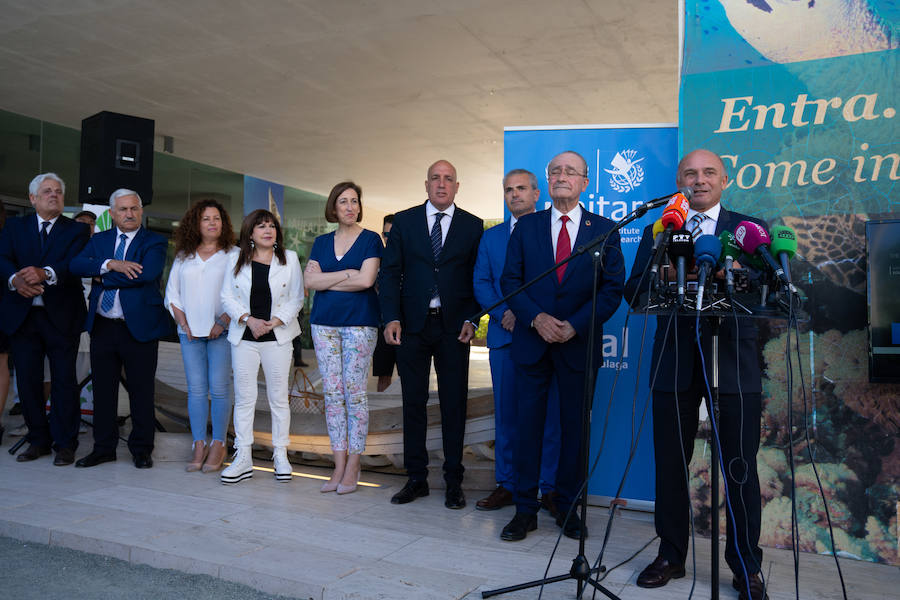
[790,291,848,600]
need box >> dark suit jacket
[70,227,170,343]
[623,206,767,394]
[500,208,625,371]
[379,202,483,334]
[0,214,89,336]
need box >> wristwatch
[239,315,249,325]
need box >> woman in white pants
[220,209,303,484]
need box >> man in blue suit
[499,151,625,541]
[71,189,170,469]
[472,169,561,514]
[380,160,483,510]
[0,173,89,465]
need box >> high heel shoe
[320,479,339,493]
[186,440,208,472]
[202,440,227,473]
[337,468,361,495]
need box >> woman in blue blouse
[304,181,382,494]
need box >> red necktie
[556,215,570,282]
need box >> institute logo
[604,149,645,193]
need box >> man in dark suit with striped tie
[379,160,483,509]
[0,173,89,465]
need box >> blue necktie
[40,221,50,251]
[430,212,444,299]
[100,233,128,313]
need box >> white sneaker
[220,446,253,485]
[273,447,292,482]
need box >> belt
[427,307,442,316]
[96,314,126,323]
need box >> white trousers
[231,339,292,448]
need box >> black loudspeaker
[79,111,154,205]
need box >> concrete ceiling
[0,0,679,219]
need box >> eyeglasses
[548,166,587,179]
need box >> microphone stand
[479,203,654,600]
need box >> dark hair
[234,209,286,276]
[174,199,236,259]
[73,210,96,222]
[383,213,394,226]
[325,181,363,223]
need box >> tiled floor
[1,441,896,599]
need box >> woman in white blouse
[220,209,303,485]
[164,199,236,473]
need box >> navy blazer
[500,208,625,371]
[0,214,89,336]
[473,220,513,349]
[379,202,483,334]
[623,207,768,394]
[70,227,171,343]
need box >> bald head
[425,159,459,211]
[676,149,728,212]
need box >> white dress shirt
[550,203,582,258]
[685,203,721,238]
[6,215,60,307]
[97,228,139,319]
[425,201,456,308]
[165,247,233,336]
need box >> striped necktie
[687,212,708,242]
[430,212,444,300]
[100,233,128,313]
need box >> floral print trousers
[311,325,378,454]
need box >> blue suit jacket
[623,207,767,394]
[0,214,89,336]
[500,208,625,371]
[70,227,171,342]
[473,219,513,349]
[379,202,483,334]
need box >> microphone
[642,186,694,210]
[693,234,722,310]
[733,220,793,290]
[769,225,798,288]
[668,231,694,305]
[649,194,690,280]
[718,231,741,297]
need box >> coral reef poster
[681,1,899,565]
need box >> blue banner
[504,125,678,504]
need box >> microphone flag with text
[769,225,798,288]
[718,230,741,297]
[733,220,794,291]
[668,231,694,306]
[648,192,690,280]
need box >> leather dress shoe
[555,512,588,539]
[390,479,429,504]
[54,448,75,466]
[476,486,514,511]
[500,512,537,541]
[444,484,466,509]
[133,453,153,469]
[636,555,686,588]
[733,572,769,600]
[16,443,51,462]
[75,451,117,468]
[540,491,561,519]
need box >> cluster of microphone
[646,191,799,310]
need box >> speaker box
[79,111,154,205]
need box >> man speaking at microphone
[498,151,624,542]
[625,149,769,600]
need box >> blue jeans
[179,333,232,443]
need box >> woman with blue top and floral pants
[304,181,382,495]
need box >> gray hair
[109,188,143,208]
[28,173,65,197]
[503,169,539,190]
[545,150,590,179]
